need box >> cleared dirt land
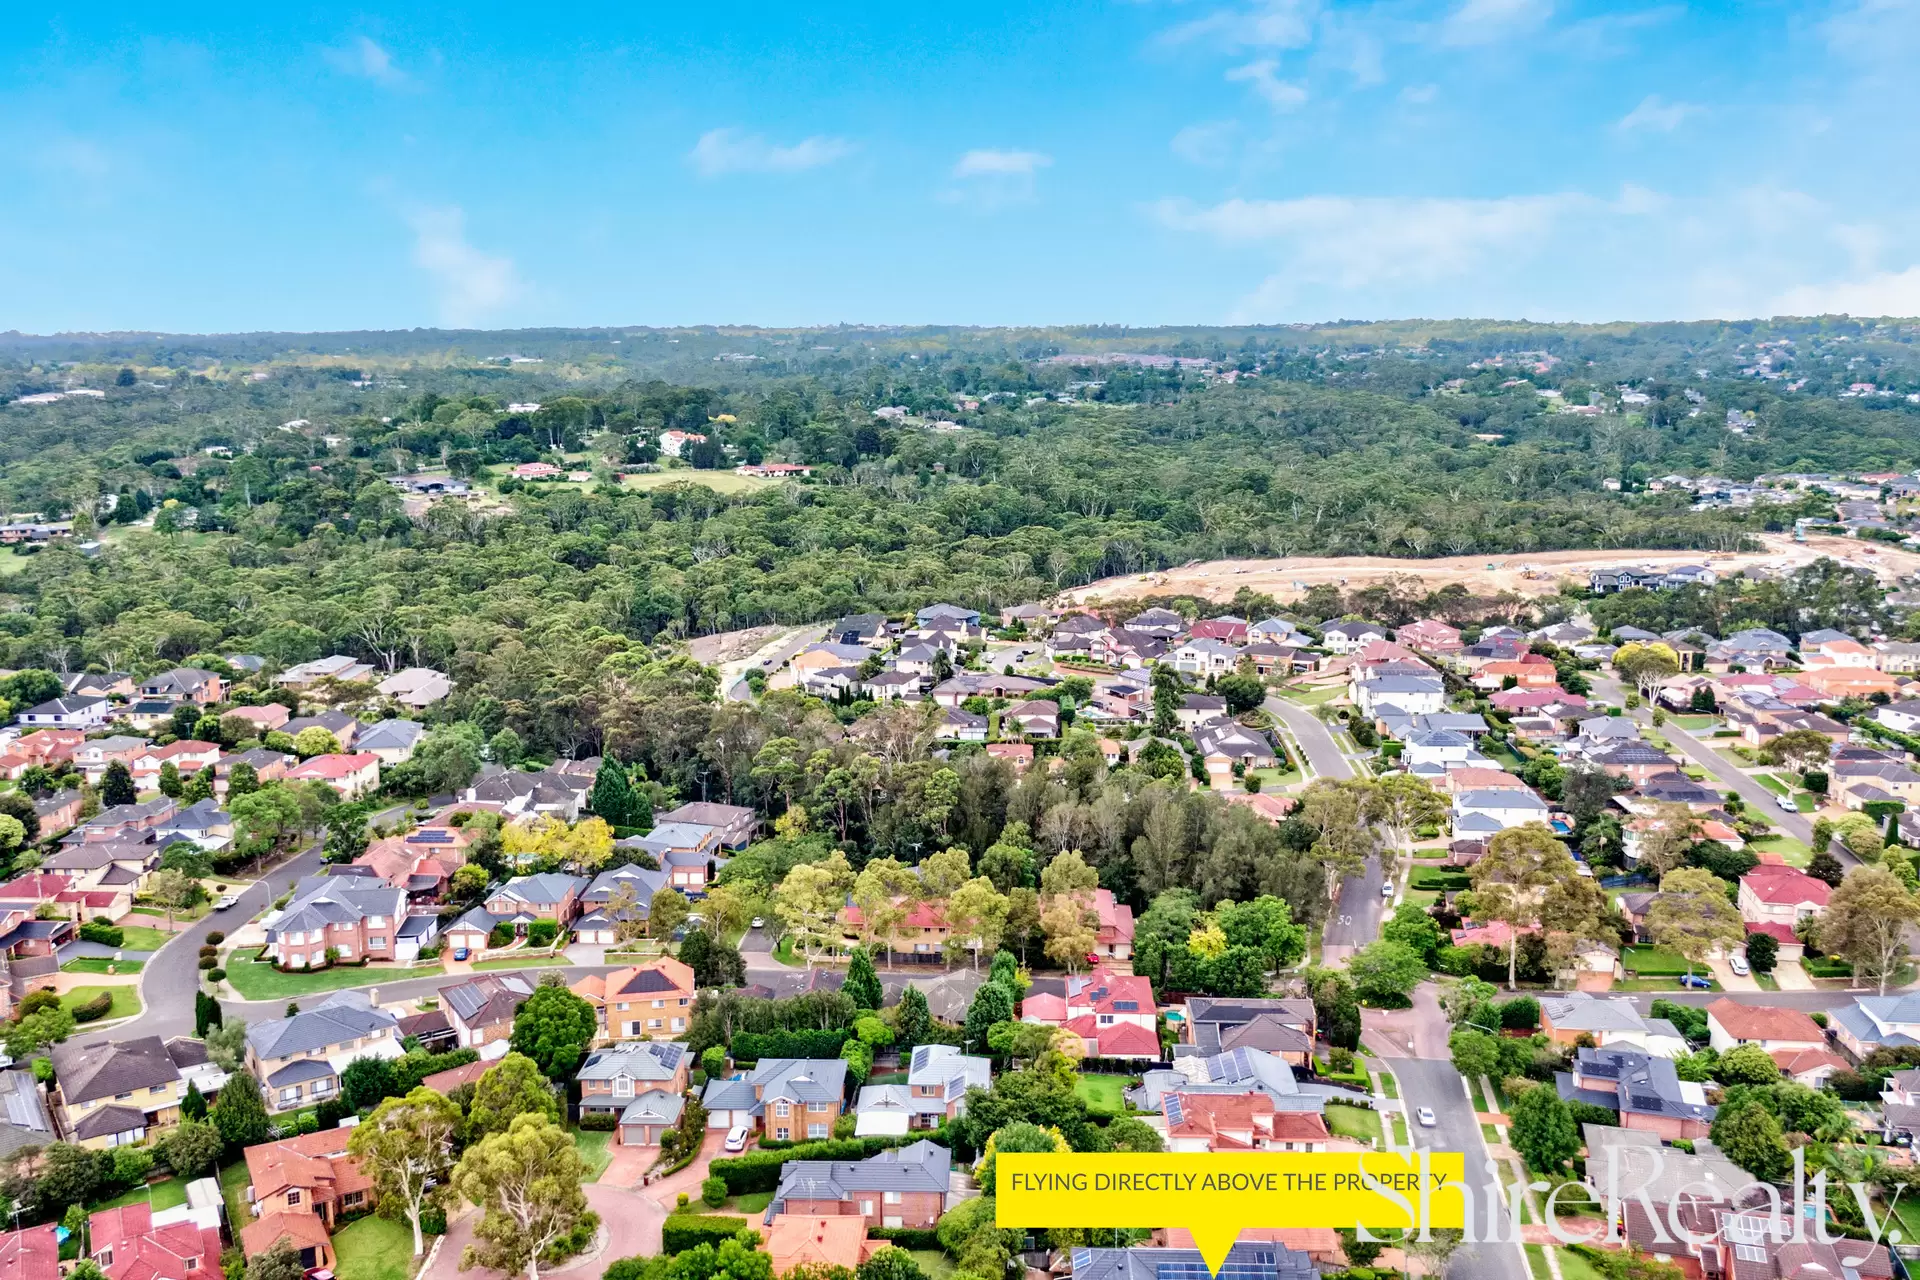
[1058,534,1917,608]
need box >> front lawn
[571,1127,612,1182]
[1673,716,1718,731]
[91,1177,189,1213]
[1754,772,1790,796]
[1621,945,1694,976]
[1075,1075,1128,1116]
[725,1191,774,1214]
[1748,835,1811,866]
[332,1213,414,1280]
[112,924,177,951]
[909,1251,956,1280]
[1555,1247,1608,1280]
[62,957,143,974]
[1323,1103,1383,1146]
[1281,685,1344,707]
[61,985,141,1021]
[224,957,426,1000]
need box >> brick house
[285,752,381,798]
[485,872,584,924]
[1162,1093,1336,1152]
[1034,888,1134,961]
[239,1127,376,1270]
[839,898,953,963]
[571,958,696,1041]
[1555,1047,1715,1141]
[770,1139,952,1229]
[262,875,407,967]
[244,991,402,1113]
[223,704,290,734]
[703,1059,848,1141]
[89,1203,221,1280]
[656,801,758,849]
[1021,969,1160,1059]
[442,973,535,1048]
[215,747,294,795]
[0,729,84,779]
[577,1041,691,1134]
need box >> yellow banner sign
[997,1152,1468,1274]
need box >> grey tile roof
[245,990,398,1060]
[442,974,534,1027]
[773,1138,951,1203]
[266,1058,339,1087]
[72,1104,150,1141]
[49,1035,179,1105]
[906,1045,990,1099]
[618,1091,686,1127]
[0,1070,52,1158]
[577,1041,688,1085]
[493,872,585,906]
[268,874,405,939]
[356,719,425,752]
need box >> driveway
[423,1182,665,1280]
[1707,956,1760,992]
[1772,960,1816,991]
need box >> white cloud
[1156,192,1585,288]
[1226,59,1309,109]
[689,128,854,177]
[1616,94,1702,132]
[1160,0,1319,52]
[326,35,409,87]
[1171,121,1240,167]
[1439,0,1553,47]
[1772,266,1920,317]
[1826,0,1920,63]
[952,149,1052,178]
[1399,83,1438,104]
[408,207,520,326]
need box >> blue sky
[6,0,1920,331]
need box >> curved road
[1265,694,1357,781]
[1266,694,1389,962]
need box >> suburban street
[1265,694,1357,780]
[1323,857,1388,963]
[1393,1057,1530,1280]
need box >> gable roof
[244,990,398,1060]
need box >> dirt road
[1056,534,1913,609]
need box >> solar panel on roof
[1114,1000,1139,1011]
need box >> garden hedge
[71,991,116,1022]
[730,1029,850,1062]
[661,1216,752,1254]
[871,1228,941,1250]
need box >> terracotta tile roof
[1739,864,1830,907]
[1705,997,1824,1044]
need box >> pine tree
[102,762,136,808]
[210,1072,270,1149]
[158,762,183,798]
[181,1080,207,1122]
[589,756,634,828]
[846,947,883,1011]
[194,989,222,1036]
[897,984,931,1048]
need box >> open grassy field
[621,470,779,494]
[62,985,141,1021]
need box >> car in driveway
[1416,1107,1436,1127]
[724,1124,751,1152]
[1679,973,1712,989]
[1730,953,1750,976]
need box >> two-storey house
[703,1058,848,1141]
[853,1045,988,1136]
[571,958,696,1041]
[768,1139,953,1229]
[576,1041,691,1144]
[238,1128,375,1271]
[244,991,402,1113]
[263,875,406,968]
[139,668,224,706]
[49,1036,226,1150]
[442,973,535,1048]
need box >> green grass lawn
[1614,977,1721,992]
[113,924,177,951]
[91,1177,189,1213]
[1324,1103,1383,1146]
[571,1127,612,1182]
[1796,793,1817,812]
[909,1251,956,1280]
[1075,1075,1128,1116]
[1755,972,1780,991]
[1245,765,1303,790]
[1391,1114,1409,1147]
[1411,847,1449,859]
[1555,1247,1607,1280]
[332,1213,414,1280]
[1754,771,1790,796]
[1378,1069,1399,1099]
[220,1160,254,1229]
[1482,1122,1500,1143]
[1886,1195,1920,1244]
[1468,1077,1489,1112]
[471,954,566,971]
[1621,944,1694,976]
[1748,834,1811,866]
[62,985,141,1021]
[62,956,143,974]
[224,957,428,999]
[726,1191,774,1214]
[1410,867,1471,892]
[1673,716,1718,731]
